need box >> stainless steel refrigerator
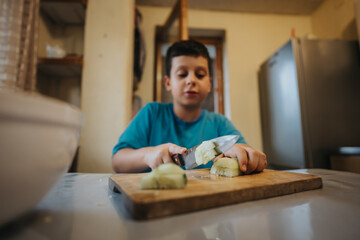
[258,38,360,169]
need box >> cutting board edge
[123,176,323,220]
[109,170,323,204]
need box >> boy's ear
[164,75,171,91]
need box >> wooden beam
[159,0,189,41]
[154,27,163,102]
[215,41,224,114]
[179,0,189,40]
[159,0,180,40]
[155,40,163,102]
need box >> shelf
[37,56,83,77]
[40,0,87,25]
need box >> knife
[172,135,240,170]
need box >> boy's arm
[112,143,187,173]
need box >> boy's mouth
[184,90,199,97]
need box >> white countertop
[1,169,360,240]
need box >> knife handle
[171,154,185,166]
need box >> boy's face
[164,56,211,109]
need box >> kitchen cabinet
[36,0,86,108]
[37,56,83,77]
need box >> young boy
[112,40,266,173]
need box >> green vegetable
[195,140,221,165]
[139,163,187,189]
[139,172,158,189]
[210,157,241,177]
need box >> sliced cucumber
[210,157,241,178]
[195,140,218,165]
[157,162,185,175]
[139,163,187,190]
[139,171,158,189]
[157,174,187,189]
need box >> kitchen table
[1,169,359,240]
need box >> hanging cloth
[133,8,146,91]
[0,0,39,92]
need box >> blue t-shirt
[112,102,246,170]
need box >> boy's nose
[186,73,196,85]
[186,79,195,86]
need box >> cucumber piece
[157,162,185,175]
[195,140,218,165]
[157,174,187,189]
[139,163,187,190]
[139,172,158,189]
[210,157,241,177]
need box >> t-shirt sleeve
[112,103,155,156]
[217,114,247,144]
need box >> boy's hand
[220,143,267,174]
[144,143,187,170]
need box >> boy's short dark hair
[165,40,211,77]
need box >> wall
[312,0,358,39]
[77,0,134,172]
[136,6,312,151]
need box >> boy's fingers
[213,153,224,162]
[224,144,267,173]
[246,151,259,174]
[255,153,267,172]
[168,144,187,155]
[235,148,248,172]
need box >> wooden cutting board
[109,169,322,220]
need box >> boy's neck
[173,104,201,122]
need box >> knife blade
[172,135,240,170]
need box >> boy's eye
[196,71,207,79]
[177,72,187,78]
[196,73,205,79]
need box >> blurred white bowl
[0,90,83,225]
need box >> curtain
[0,0,39,92]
